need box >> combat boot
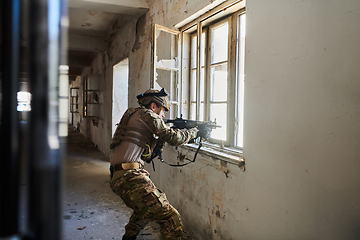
[122,235,137,240]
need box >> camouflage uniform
[110,106,198,240]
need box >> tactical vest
[110,107,156,161]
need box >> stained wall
[73,0,360,239]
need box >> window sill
[179,142,245,171]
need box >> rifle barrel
[163,118,221,128]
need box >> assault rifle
[149,116,221,169]
[164,116,221,140]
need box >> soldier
[109,88,204,240]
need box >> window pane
[155,29,178,70]
[210,63,227,102]
[210,103,227,141]
[200,102,205,121]
[87,91,99,103]
[71,96,78,103]
[170,103,178,119]
[200,67,205,103]
[71,103,79,113]
[211,23,228,64]
[71,88,78,96]
[86,77,99,90]
[170,71,178,102]
[190,69,197,102]
[199,68,205,121]
[191,35,197,69]
[155,69,171,91]
[200,32,206,67]
[191,33,206,68]
[190,103,196,120]
[236,13,246,148]
[190,65,205,121]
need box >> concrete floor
[62,126,162,240]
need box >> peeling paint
[207,187,226,237]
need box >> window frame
[151,0,246,167]
[206,18,232,146]
[83,75,100,118]
[151,24,181,119]
[184,8,245,149]
[70,87,79,113]
[189,30,206,121]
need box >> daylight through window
[152,1,246,153]
[185,7,246,148]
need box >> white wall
[241,0,360,239]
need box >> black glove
[148,141,165,163]
[197,124,211,140]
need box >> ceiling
[67,0,149,81]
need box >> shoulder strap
[110,108,140,149]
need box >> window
[151,24,180,119]
[70,88,79,113]
[189,32,206,121]
[83,75,100,117]
[112,58,129,136]
[183,2,246,149]
[152,0,246,164]
[189,20,231,142]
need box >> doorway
[112,58,129,136]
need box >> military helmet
[136,88,170,111]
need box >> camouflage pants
[109,168,183,240]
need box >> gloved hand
[197,124,211,140]
[147,141,165,163]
